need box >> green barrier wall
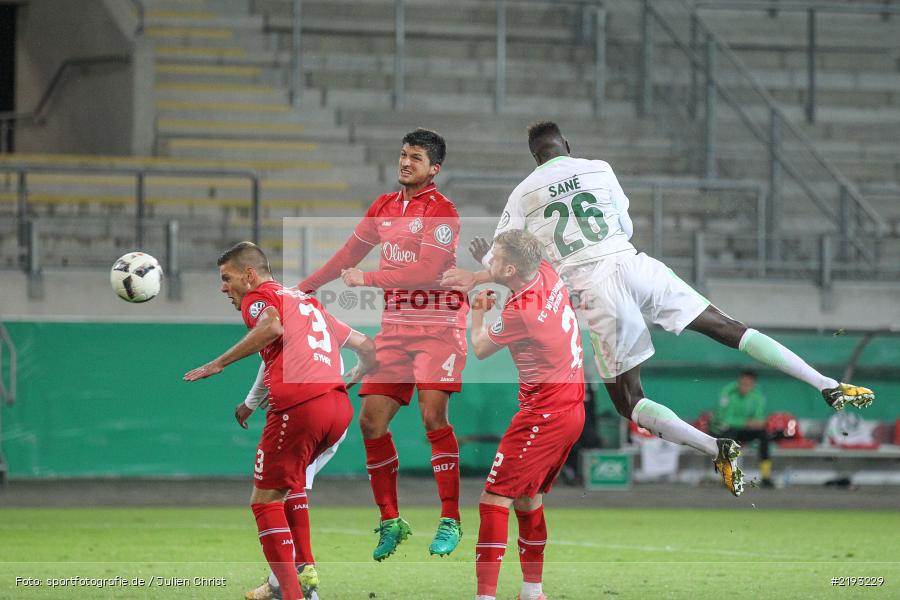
[1,322,898,478]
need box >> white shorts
[573,252,710,378]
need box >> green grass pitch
[1,506,898,599]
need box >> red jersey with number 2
[487,261,585,414]
[241,280,352,412]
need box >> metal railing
[436,172,900,289]
[694,1,900,124]
[639,0,887,266]
[128,0,146,35]
[0,323,15,406]
[0,55,132,154]
[1,162,262,296]
[0,322,15,487]
[266,0,607,114]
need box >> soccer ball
[110,252,163,303]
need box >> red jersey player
[184,242,376,600]
[298,129,468,560]
[468,230,586,600]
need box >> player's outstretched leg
[373,516,412,561]
[714,438,744,497]
[606,367,719,457]
[688,308,876,410]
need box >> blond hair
[494,230,542,279]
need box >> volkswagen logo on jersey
[434,224,454,246]
[409,217,424,233]
[248,300,266,318]
[383,241,418,263]
[491,316,504,335]
[499,210,510,229]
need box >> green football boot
[373,517,412,561]
[428,517,462,556]
[298,564,319,599]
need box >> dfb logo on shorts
[409,217,424,233]
[491,316,504,335]
[434,224,454,246]
[249,300,267,318]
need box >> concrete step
[156,118,348,141]
[305,70,631,103]
[155,95,335,124]
[323,87,637,118]
[145,13,263,29]
[155,81,289,104]
[337,108,660,142]
[144,0,251,13]
[162,137,367,163]
[154,62,279,84]
[146,25,272,48]
[257,0,586,30]
[0,173,370,202]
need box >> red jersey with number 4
[487,261,585,413]
[241,280,353,412]
[355,184,468,329]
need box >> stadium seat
[766,412,817,449]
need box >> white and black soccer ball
[110,252,163,303]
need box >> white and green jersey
[484,156,635,281]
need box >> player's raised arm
[441,236,494,292]
[184,306,283,381]
[298,205,379,292]
[480,186,527,269]
[440,265,492,293]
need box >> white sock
[739,329,838,391]
[475,596,496,600]
[632,398,718,457]
[520,582,544,600]
[267,572,279,589]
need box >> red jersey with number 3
[355,184,468,329]
[241,280,352,412]
[487,261,585,413]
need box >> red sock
[285,489,313,566]
[251,502,302,600]
[475,503,509,597]
[516,505,547,584]
[364,432,399,521]
[427,425,461,521]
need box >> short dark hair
[740,369,757,379]
[495,230,542,280]
[402,128,446,165]
[527,120,563,154]
[217,241,271,275]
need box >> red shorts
[359,323,467,405]
[484,402,585,499]
[254,390,353,490]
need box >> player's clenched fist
[471,289,496,312]
[341,267,365,287]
